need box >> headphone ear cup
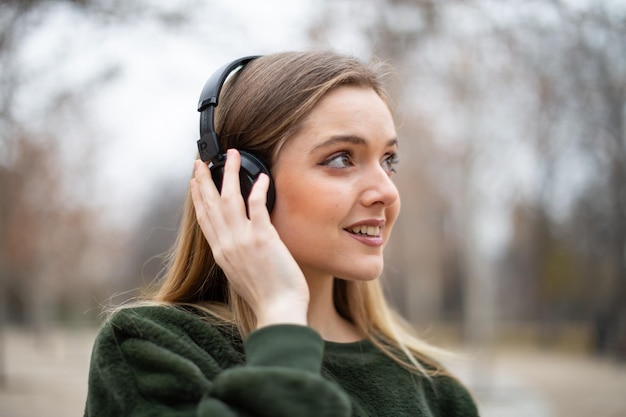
[209,151,275,214]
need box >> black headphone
[197,55,276,213]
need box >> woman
[84,51,480,417]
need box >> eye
[321,151,354,169]
[382,153,399,173]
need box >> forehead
[285,86,396,151]
[306,86,392,124]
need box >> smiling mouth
[347,225,381,237]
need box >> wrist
[256,297,308,329]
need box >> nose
[360,164,400,208]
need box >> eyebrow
[310,135,398,153]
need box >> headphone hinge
[197,131,221,163]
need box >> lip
[345,219,386,229]
[343,219,385,247]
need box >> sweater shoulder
[96,304,244,362]
[103,304,230,333]
[105,303,212,327]
[427,372,480,416]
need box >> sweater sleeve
[84,306,351,417]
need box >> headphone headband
[197,55,261,162]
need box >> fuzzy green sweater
[84,305,479,416]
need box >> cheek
[384,199,401,241]
[271,178,338,235]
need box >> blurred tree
[0,0,122,331]
[0,0,205,383]
[503,2,626,357]
[0,0,199,325]
[504,203,585,326]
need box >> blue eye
[382,153,399,173]
[322,151,353,168]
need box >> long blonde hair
[152,51,449,377]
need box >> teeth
[349,225,380,236]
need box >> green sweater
[84,305,479,416]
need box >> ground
[0,327,625,417]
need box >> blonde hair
[151,51,450,377]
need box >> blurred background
[1,0,625,416]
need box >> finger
[189,177,220,244]
[220,149,242,197]
[192,159,228,228]
[193,159,220,202]
[220,149,247,219]
[248,173,272,224]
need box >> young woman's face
[271,86,401,282]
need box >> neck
[305,274,363,343]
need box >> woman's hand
[190,149,309,329]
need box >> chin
[335,264,384,282]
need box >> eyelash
[321,151,353,169]
[320,151,399,173]
[383,153,399,173]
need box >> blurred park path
[0,327,625,417]
[0,327,94,417]
[471,350,625,417]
